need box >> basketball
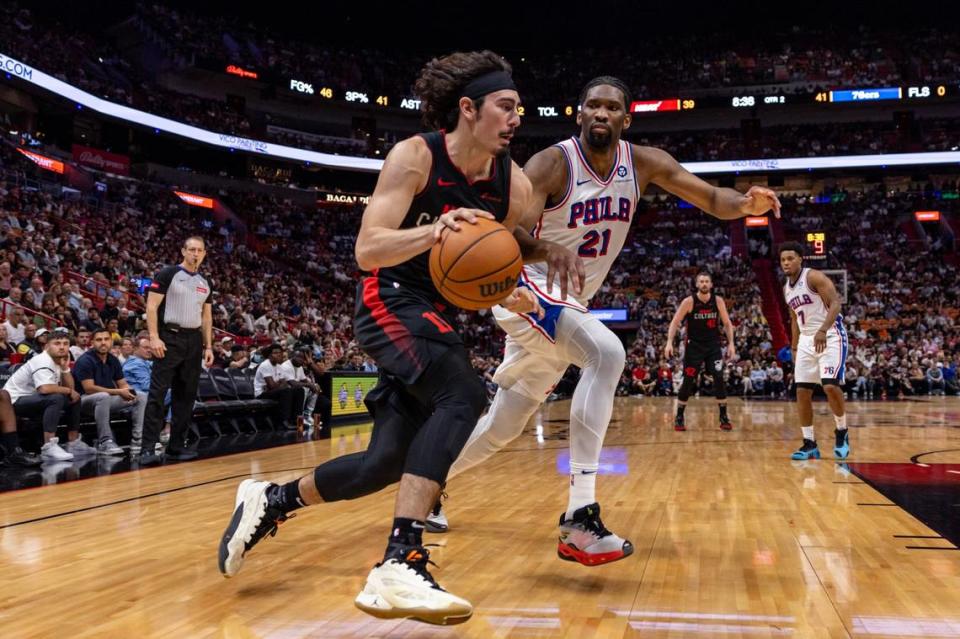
[429,217,523,310]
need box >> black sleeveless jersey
[375,130,512,304]
[686,293,721,344]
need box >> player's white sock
[834,414,847,430]
[567,462,597,519]
[801,426,815,441]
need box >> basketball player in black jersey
[665,272,736,430]
[217,51,546,625]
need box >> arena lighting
[914,210,941,221]
[745,216,770,227]
[0,52,382,172]
[4,51,960,175]
[225,65,258,80]
[16,147,64,174]
[174,191,214,208]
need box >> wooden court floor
[1,396,959,638]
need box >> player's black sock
[386,518,425,558]
[268,479,306,514]
[677,404,686,417]
[0,431,18,455]
[718,404,728,420]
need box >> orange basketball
[429,217,522,310]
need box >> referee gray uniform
[141,265,211,454]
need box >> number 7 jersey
[520,136,640,310]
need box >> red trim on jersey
[520,268,588,311]
[440,130,496,185]
[544,144,574,212]
[516,309,557,344]
[361,277,422,368]
[571,136,620,186]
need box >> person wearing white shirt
[3,307,26,345]
[276,349,331,429]
[254,344,304,430]
[3,329,91,460]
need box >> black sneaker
[219,480,294,577]
[791,438,821,460]
[674,413,686,431]
[164,447,199,461]
[1,446,42,467]
[136,450,163,466]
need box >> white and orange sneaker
[355,545,473,625]
[557,503,634,566]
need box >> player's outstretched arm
[638,146,781,220]
[665,297,693,358]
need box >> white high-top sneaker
[40,437,74,462]
[557,503,634,566]
[355,546,473,625]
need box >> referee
[138,236,214,464]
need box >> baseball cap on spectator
[36,328,49,338]
[221,336,234,344]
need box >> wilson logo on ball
[478,275,517,298]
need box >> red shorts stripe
[361,277,422,370]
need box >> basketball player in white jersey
[779,242,850,460]
[427,76,781,564]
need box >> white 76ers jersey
[520,137,640,310]
[783,268,840,336]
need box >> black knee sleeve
[678,372,698,403]
[403,347,488,485]
[713,370,727,400]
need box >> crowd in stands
[136,4,960,100]
[3,4,960,166]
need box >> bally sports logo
[478,274,517,299]
[72,145,130,175]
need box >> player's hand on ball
[814,329,827,353]
[502,287,544,319]
[544,241,585,300]
[741,186,782,218]
[433,208,496,240]
[664,343,674,359]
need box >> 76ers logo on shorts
[823,366,836,376]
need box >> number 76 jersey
[520,136,640,311]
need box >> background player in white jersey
[428,76,781,566]
[779,242,850,460]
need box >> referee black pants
[142,327,202,450]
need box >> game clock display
[805,231,828,261]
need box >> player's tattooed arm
[638,146,781,220]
